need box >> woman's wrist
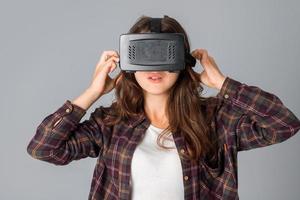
[215,75,226,90]
[72,88,101,111]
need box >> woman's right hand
[88,50,122,99]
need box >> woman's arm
[26,99,111,165]
[216,77,300,151]
[191,48,300,151]
[27,50,121,165]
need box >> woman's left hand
[191,48,226,90]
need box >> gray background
[1,0,299,199]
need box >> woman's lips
[148,77,163,83]
[147,73,163,83]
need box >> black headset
[149,17,196,68]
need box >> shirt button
[180,149,185,154]
[224,94,229,99]
[184,176,189,181]
[66,108,71,113]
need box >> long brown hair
[106,15,218,163]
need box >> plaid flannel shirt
[27,77,300,200]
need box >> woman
[27,15,300,200]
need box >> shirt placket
[172,129,200,200]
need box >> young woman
[27,15,300,200]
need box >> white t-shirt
[130,124,185,200]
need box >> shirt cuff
[54,100,87,123]
[216,76,242,100]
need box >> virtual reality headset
[119,17,196,72]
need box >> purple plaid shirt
[27,77,300,200]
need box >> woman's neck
[143,93,169,128]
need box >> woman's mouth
[147,74,163,83]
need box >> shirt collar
[127,111,150,128]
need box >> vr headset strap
[150,18,162,33]
[149,17,196,67]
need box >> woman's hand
[191,49,226,90]
[71,50,122,111]
[88,50,123,98]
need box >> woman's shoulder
[90,102,119,122]
[199,96,222,122]
[200,96,221,112]
[92,102,139,126]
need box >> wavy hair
[105,15,218,163]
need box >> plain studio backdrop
[1,0,299,199]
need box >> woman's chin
[143,88,171,96]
